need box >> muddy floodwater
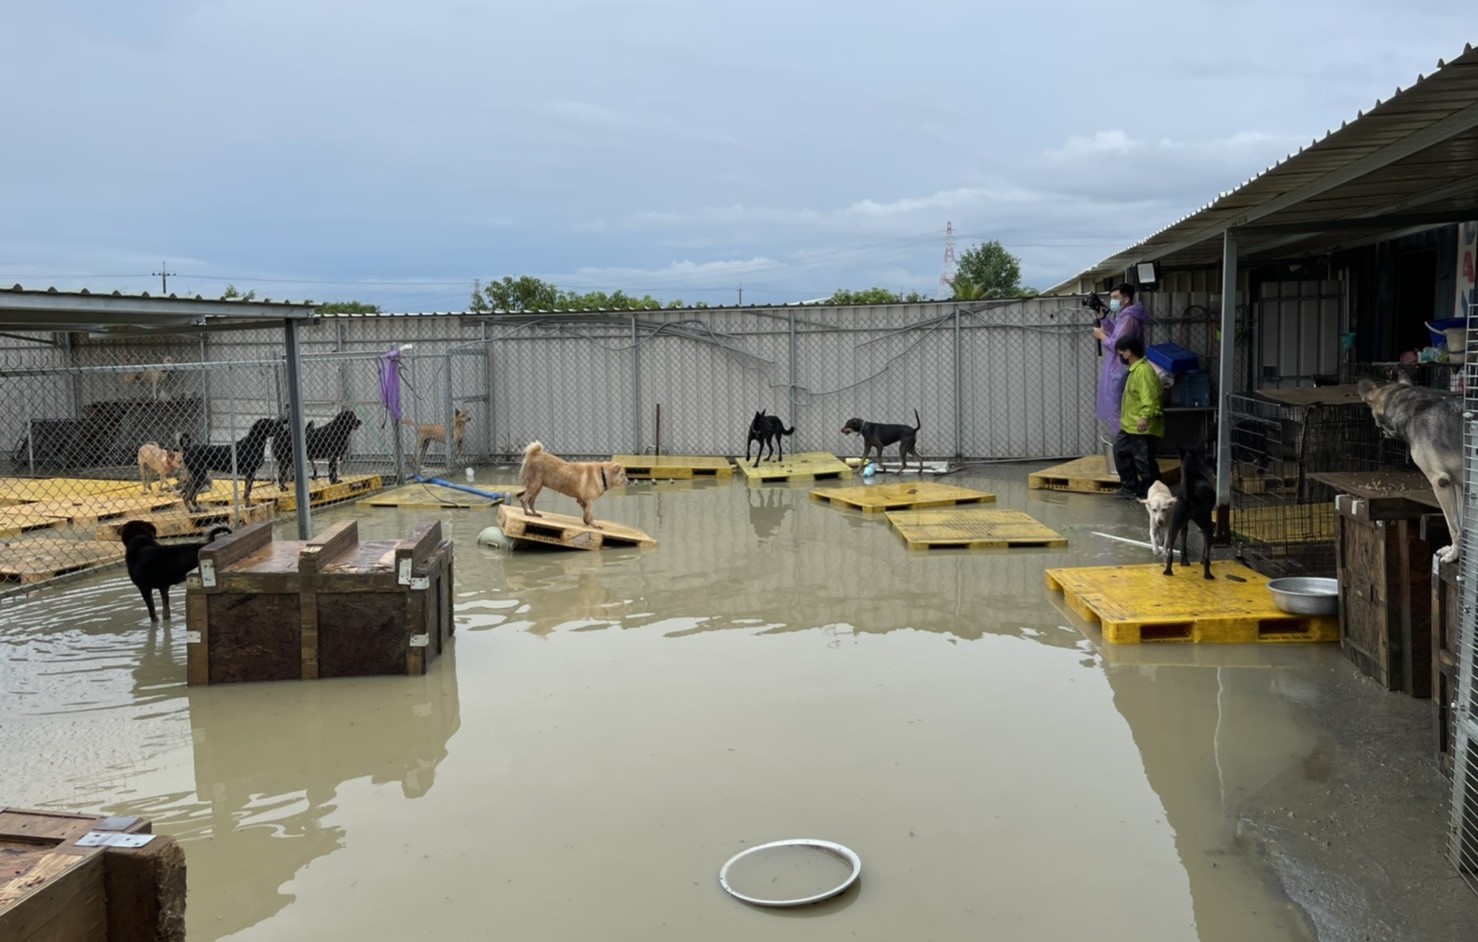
[3,464,1475,940]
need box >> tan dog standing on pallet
[519,441,628,529]
[137,441,183,493]
[403,408,472,464]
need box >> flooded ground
[2,463,1475,940]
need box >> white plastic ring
[718,838,862,908]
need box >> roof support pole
[1215,230,1238,516]
[283,318,313,539]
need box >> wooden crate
[1334,493,1436,696]
[1433,558,1461,773]
[0,806,184,942]
[185,518,454,685]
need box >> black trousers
[1113,430,1161,496]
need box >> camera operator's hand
[1092,325,1107,342]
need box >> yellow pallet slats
[94,502,275,541]
[0,477,140,502]
[885,507,1067,550]
[810,481,995,514]
[612,455,734,480]
[1028,455,1181,494]
[734,451,852,483]
[0,540,127,585]
[496,505,656,551]
[1044,562,1340,644]
[359,481,522,509]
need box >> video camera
[1081,292,1110,321]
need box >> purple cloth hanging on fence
[380,349,402,422]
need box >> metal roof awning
[1050,44,1478,292]
[0,286,317,334]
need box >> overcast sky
[2,1,1471,310]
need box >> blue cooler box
[1147,342,1199,374]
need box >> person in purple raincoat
[1091,283,1150,490]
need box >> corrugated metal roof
[0,284,316,333]
[1050,44,1478,293]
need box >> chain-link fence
[1,295,1234,593]
[1450,304,1478,893]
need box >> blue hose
[414,474,509,502]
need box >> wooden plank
[0,540,125,584]
[1028,455,1181,494]
[1256,384,1365,407]
[94,501,274,541]
[1312,471,1440,515]
[612,455,734,479]
[497,504,656,550]
[358,482,521,508]
[810,481,995,513]
[0,477,138,502]
[0,509,63,538]
[196,521,277,592]
[19,493,184,525]
[733,451,852,483]
[885,507,1066,550]
[1044,562,1339,644]
[393,521,443,584]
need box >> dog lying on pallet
[841,409,923,474]
[519,441,628,529]
[1359,375,1464,562]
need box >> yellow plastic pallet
[496,505,655,551]
[1230,504,1337,543]
[810,481,995,514]
[1028,455,1181,494]
[735,451,852,483]
[612,455,734,480]
[1044,562,1340,644]
[0,540,126,585]
[94,502,275,541]
[359,482,522,509]
[0,477,139,502]
[885,507,1066,549]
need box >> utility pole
[737,282,743,306]
[152,262,175,295]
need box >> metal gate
[1450,303,1478,890]
[1254,279,1344,389]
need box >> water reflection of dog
[504,550,626,633]
[747,487,793,540]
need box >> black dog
[746,410,795,467]
[119,520,232,621]
[1163,445,1216,580]
[840,409,923,474]
[273,408,363,487]
[179,417,284,508]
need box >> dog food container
[1265,577,1339,616]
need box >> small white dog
[1138,480,1177,556]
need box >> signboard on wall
[1458,221,1477,317]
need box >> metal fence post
[631,315,641,453]
[788,311,797,425]
[282,318,313,538]
[443,350,456,470]
[954,306,963,457]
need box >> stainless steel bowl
[1266,577,1339,616]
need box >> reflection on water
[0,464,1438,940]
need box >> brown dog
[403,408,472,464]
[518,441,628,529]
[137,441,183,493]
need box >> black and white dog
[745,410,795,467]
[179,417,285,508]
[273,408,363,487]
[1359,376,1464,562]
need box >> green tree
[472,276,565,313]
[313,300,382,314]
[829,287,929,305]
[953,241,1035,299]
[220,284,256,301]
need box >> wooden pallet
[0,540,127,584]
[0,476,139,502]
[0,509,64,538]
[1044,562,1340,644]
[191,474,384,511]
[1028,455,1181,494]
[359,481,522,509]
[734,451,852,483]
[612,455,734,480]
[496,505,656,550]
[20,493,185,525]
[94,502,276,541]
[885,507,1066,550]
[810,481,995,514]
[1230,504,1337,543]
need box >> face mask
[1109,298,1122,313]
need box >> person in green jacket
[1111,333,1163,499]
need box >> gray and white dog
[1358,376,1464,562]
